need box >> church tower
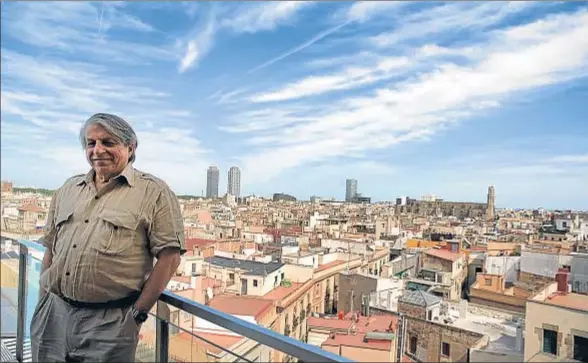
[486,185,495,221]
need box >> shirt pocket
[98,209,140,256]
[53,209,74,256]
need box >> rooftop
[314,260,347,273]
[185,238,216,251]
[399,290,442,307]
[263,282,303,301]
[308,314,397,334]
[17,204,45,213]
[174,331,244,355]
[205,256,284,276]
[321,332,392,351]
[425,248,462,262]
[541,292,588,312]
[207,294,274,320]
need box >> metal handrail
[5,239,353,363]
[159,291,353,363]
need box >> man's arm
[39,192,58,298]
[135,184,186,313]
[39,249,53,298]
[134,248,181,312]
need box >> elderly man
[31,113,185,362]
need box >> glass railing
[0,239,352,363]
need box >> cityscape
[1,178,588,362]
[2,1,588,363]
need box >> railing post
[155,319,169,363]
[155,301,170,363]
[16,244,28,363]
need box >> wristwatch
[131,305,149,325]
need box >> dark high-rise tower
[346,179,357,202]
[206,166,219,198]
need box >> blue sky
[1,1,587,210]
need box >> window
[442,342,450,357]
[543,329,557,355]
[191,263,196,274]
[427,310,433,321]
[574,335,588,362]
[253,279,258,287]
[409,336,417,354]
[229,273,235,280]
[485,278,492,286]
[281,272,285,280]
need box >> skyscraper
[345,179,357,202]
[227,166,241,197]
[206,166,219,198]
[486,185,495,221]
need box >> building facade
[206,166,220,198]
[345,179,357,202]
[227,166,241,197]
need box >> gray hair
[79,113,138,163]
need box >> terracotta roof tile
[174,331,243,355]
[321,333,392,350]
[208,294,274,320]
[314,260,347,273]
[425,248,461,262]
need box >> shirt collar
[77,163,136,188]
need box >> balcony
[0,239,352,363]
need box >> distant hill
[13,187,55,197]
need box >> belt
[58,291,141,309]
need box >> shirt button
[84,219,89,223]
[113,226,118,230]
[73,244,77,248]
[94,196,99,200]
[65,272,70,276]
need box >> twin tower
[206,166,241,198]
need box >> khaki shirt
[40,164,186,303]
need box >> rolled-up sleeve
[39,192,58,250]
[148,185,186,257]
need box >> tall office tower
[345,179,358,202]
[206,166,219,198]
[227,166,241,197]
[486,185,495,221]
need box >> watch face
[137,311,148,323]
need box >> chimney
[191,274,199,289]
[555,268,569,293]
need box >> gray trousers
[31,292,140,362]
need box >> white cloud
[222,2,312,33]
[546,154,588,163]
[1,2,171,65]
[344,1,407,23]
[1,49,210,194]
[178,15,217,73]
[178,2,312,73]
[246,21,350,74]
[249,56,410,102]
[226,9,588,183]
[370,2,541,47]
[245,1,410,75]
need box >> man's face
[85,123,132,180]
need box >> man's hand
[133,248,181,312]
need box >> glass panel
[24,241,45,340]
[135,314,157,362]
[1,239,22,340]
[166,317,251,363]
